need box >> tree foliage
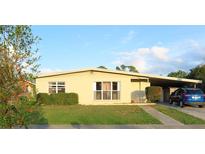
[116,64,126,71]
[0,26,45,128]
[127,65,139,73]
[97,66,107,69]
[0,25,40,103]
[0,100,47,128]
[187,64,205,91]
[167,64,205,92]
[167,70,188,78]
[187,64,205,81]
[116,64,139,73]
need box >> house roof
[25,80,35,85]
[37,68,202,84]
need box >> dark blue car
[169,88,205,108]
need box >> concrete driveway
[162,103,205,121]
[178,106,205,120]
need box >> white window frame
[48,81,65,93]
[93,81,120,100]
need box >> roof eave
[37,68,202,84]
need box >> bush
[50,93,70,105]
[0,103,17,128]
[19,96,29,103]
[145,86,163,103]
[67,93,78,105]
[37,93,78,105]
[0,100,47,128]
[36,93,51,105]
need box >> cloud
[112,40,205,75]
[151,46,169,61]
[121,30,136,44]
[115,46,171,73]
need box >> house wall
[130,81,150,103]
[36,71,150,105]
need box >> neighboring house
[18,80,35,98]
[36,68,202,104]
[6,80,35,103]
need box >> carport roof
[37,68,202,84]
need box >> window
[112,82,118,90]
[57,82,66,93]
[49,82,65,93]
[103,82,111,100]
[94,81,120,100]
[49,82,57,93]
[96,82,102,90]
[112,82,120,100]
[186,89,204,95]
[95,82,102,100]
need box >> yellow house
[36,68,202,105]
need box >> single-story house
[36,68,202,105]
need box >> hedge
[37,93,78,105]
[145,86,163,103]
[67,93,79,105]
[36,93,51,105]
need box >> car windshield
[186,89,204,95]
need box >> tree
[97,66,107,69]
[127,65,139,73]
[187,64,205,91]
[0,25,40,103]
[0,26,45,128]
[116,66,121,71]
[167,70,188,78]
[116,64,126,71]
[0,99,48,128]
[116,64,138,73]
[188,64,205,80]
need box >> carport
[136,73,202,102]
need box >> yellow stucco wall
[36,71,150,104]
[130,81,150,103]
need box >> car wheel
[198,105,203,108]
[179,101,184,108]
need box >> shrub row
[145,86,163,103]
[36,93,79,105]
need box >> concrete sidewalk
[140,106,184,126]
[29,124,205,129]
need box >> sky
[32,26,205,75]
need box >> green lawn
[155,105,205,124]
[38,105,161,124]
